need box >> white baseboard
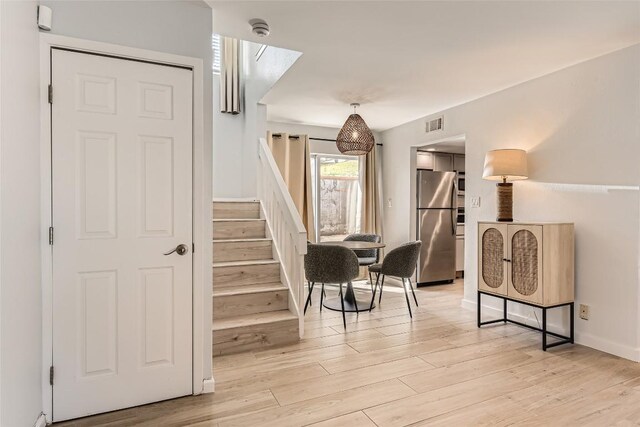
[574,331,640,362]
[461,298,640,362]
[33,413,47,427]
[201,378,215,394]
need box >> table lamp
[482,149,528,222]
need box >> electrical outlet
[579,304,589,320]
[387,198,392,208]
[471,196,481,208]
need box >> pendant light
[336,103,375,155]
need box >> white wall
[0,1,43,426]
[381,45,640,360]
[0,2,214,423]
[212,43,301,198]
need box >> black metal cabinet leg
[477,291,574,350]
[477,291,481,327]
[543,308,548,350]
[570,303,575,344]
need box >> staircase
[212,200,299,356]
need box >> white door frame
[39,34,212,422]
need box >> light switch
[471,196,481,208]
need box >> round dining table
[316,240,386,312]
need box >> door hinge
[49,366,54,386]
[48,84,53,104]
[192,243,195,253]
[49,227,54,245]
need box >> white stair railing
[257,138,307,337]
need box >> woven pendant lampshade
[336,103,375,155]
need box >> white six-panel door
[51,49,193,421]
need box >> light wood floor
[58,279,640,426]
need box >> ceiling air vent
[426,116,443,133]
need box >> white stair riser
[213,290,288,320]
[213,240,273,263]
[213,220,266,240]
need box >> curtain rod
[311,137,383,147]
[272,133,383,146]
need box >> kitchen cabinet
[455,224,464,272]
[455,236,464,271]
[454,155,465,172]
[433,153,453,171]
[416,152,433,170]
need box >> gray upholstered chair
[304,243,360,328]
[343,233,381,291]
[369,241,422,318]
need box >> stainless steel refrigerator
[416,170,457,285]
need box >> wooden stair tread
[212,283,286,297]
[213,259,278,268]
[212,310,297,331]
[212,199,259,203]
[212,238,271,243]
[212,218,264,222]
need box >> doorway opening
[415,137,466,285]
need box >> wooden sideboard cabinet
[477,221,575,350]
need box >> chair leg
[402,278,413,318]
[339,283,347,329]
[408,277,419,307]
[303,281,315,314]
[369,273,380,310]
[378,275,385,304]
[368,272,374,292]
[320,283,325,311]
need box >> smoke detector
[250,19,270,37]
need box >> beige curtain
[220,37,241,114]
[360,144,383,237]
[267,132,316,242]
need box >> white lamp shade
[482,149,528,181]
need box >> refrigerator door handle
[450,179,457,235]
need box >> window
[310,154,362,242]
[212,33,221,74]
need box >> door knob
[164,244,189,256]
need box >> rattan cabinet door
[507,225,543,304]
[478,223,508,295]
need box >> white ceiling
[210,1,640,131]
[417,136,466,154]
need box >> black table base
[323,282,375,312]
